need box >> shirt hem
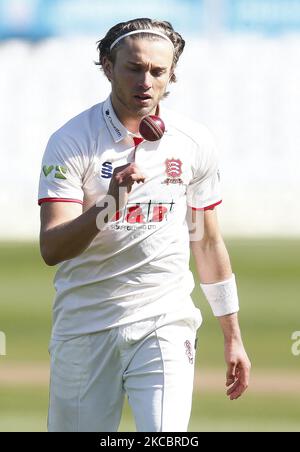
[188,199,222,211]
[38,197,83,206]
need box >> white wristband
[200,273,240,317]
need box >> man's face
[105,38,174,118]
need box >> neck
[110,93,157,135]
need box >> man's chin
[134,104,158,118]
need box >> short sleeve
[38,132,84,206]
[186,126,222,211]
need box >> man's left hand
[224,340,251,400]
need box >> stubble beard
[114,83,166,119]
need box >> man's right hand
[40,163,145,266]
[107,163,146,211]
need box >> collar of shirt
[102,96,129,143]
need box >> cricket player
[38,18,251,432]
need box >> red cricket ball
[139,115,165,142]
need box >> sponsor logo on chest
[101,161,113,179]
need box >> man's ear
[102,56,113,82]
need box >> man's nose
[138,71,152,90]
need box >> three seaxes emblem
[162,158,183,185]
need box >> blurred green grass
[0,239,300,431]
[192,238,300,370]
[1,386,300,432]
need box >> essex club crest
[162,158,183,185]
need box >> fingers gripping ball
[139,115,165,142]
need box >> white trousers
[48,313,200,432]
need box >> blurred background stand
[0,0,300,432]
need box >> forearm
[192,238,243,362]
[194,240,242,336]
[41,163,145,266]
[191,236,239,317]
[218,313,243,342]
[190,237,232,284]
[41,197,114,266]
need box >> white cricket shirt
[38,96,222,340]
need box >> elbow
[40,241,60,266]
[190,236,226,263]
[200,235,224,252]
[44,257,59,267]
[41,249,59,267]
[191,234,223,251]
